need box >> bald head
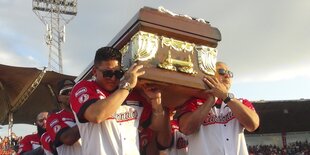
[215,61,232,90]
[216,61,227,66]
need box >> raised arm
[179,96,215,135]
[155,108,172,148]
[203,76,259,132]
[141,84,172,148]
[84,63,145,123]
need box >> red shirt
[17,133,40,155]
[46,109,76,147]
[40,132,54,154]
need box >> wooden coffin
[77,7,222,108]
[113,7,221,108]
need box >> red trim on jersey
[177,97,204,119]
[40,132,53,152]
[170,120,180,133]
[240,98,256,111]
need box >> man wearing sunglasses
[70,47,169,155]
[178,61,260,155]
[45,79,81,155]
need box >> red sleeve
[40,132,52,152]
[17,135,33,154]
[70,80,105,123]
[177,97,205,119]
[240,98,256,111]
[46,113,58,141]
[46,111,76,147]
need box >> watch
[119,82,132,92]
[223,93,234,103]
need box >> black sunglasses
[59,86,73,96]
[218,69,233,78]
[100,69,124,79]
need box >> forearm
[85,89,129,123]
[179,97,214,135]
[227,99,260,132]
[149,102,166,131]
[60,125,80,145]
[155,111,172,148]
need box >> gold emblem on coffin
[157,50,197,75]
[196,46,217,75]
[158,36,197,75]
[126,31,159,62]
[120,31,217,76]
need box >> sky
[0,124,36,137]
[1,0,310,101]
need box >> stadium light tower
[33,0,77,73]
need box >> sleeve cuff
[77,99,98,123]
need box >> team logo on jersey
[78,94,89,104]
[49,119,59,127]
[53,125,61,133]
[75,87,87,97]
[113,109,138,122]
[176,137,188,149]
[203,111,235,125]
[62,117,74,122]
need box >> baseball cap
[57,79,75,95]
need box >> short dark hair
[94,47,122,67]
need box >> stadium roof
[247,99,310,134]
[0,64,75,125]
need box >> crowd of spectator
[1,131,310,155]
[248,140,310,155]
[0,133,22,155]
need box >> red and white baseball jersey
[17,133,40,155]
[46,109,82,155]
[179,97,256,155]
[40,132,54,155]
[165,120,188,155]
[70,80,152,155]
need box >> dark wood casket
[78,7,221,109]
[113,7,221,108]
